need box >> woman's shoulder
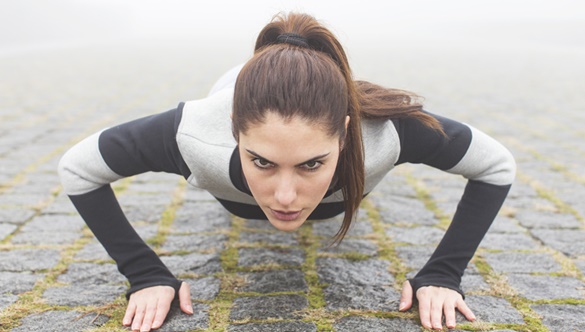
[178,88,235,147]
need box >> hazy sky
[0,0,583,55]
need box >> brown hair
[233,12,443,245]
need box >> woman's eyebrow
[245,149,330,167]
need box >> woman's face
[238,112,346,231]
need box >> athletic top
[58,69,515,299]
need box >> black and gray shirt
[58,77,516,298]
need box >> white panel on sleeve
[446,126,516,186]
[58,131,124,195]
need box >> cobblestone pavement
[1,40,584,331]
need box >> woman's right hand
[123,282,193,331]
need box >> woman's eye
[302,161,322,171]
[253,158,273,169]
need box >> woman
[59,12,515,331]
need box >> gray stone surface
[456,295,524,324]
[515,210,581,229]
[229,295,308,320]
[74,241,111,261]
[56,262,126,285]
[507,275,585,300]
[157,303,209,331]
[162,253,222,275]
[385,225,444,245]
[10,230,81,245]
[318,238,378,256]
[483,252,562,274]
[333,316,421,332]
[317,258,393,285]
[530,229,585,257]
[0,271,43,295]
[479,232,540,250]
[239,269,308,293]
[0,208,35,224]
[324,283,400,311]
[312,216,372,237]
[229,321,317,332]
[239,231,298,246]
[376,196,438,225]
[238,248,305,267]
[11,310,109,331]
[531,304,585,332]
[161,233,227,252]
[0,222,17,240]
[0,294,18,310]
[42,284,126,306]
[185,277,221,300]
[172,202,231,232]
[0,249,60,272]
[461,274,490,293]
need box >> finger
[399,280,413,311]
[131,304,147,331]
[417,294,432,329]
[179,282,194,315]
[152,296,172,330]
[430,299,443,330]
[123,301,137,327]
[140,302,158,332]
[457,299,477,322]
[444,301,457,329]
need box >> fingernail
[187,305,194,314]
[398,302,406,311]
[152,321,161,328]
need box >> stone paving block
[487,215,525,233]
[124,204,167,223]
[43,284,126,306]
[238,248,305,267]
[172,202,232,233]
[461,274,490,294]
[229,295,308,320]
[239,231,298,246]
[323,283,399,311]
[455,295,523,324]
[333,316,421,332]
[575,259,585,275]
[0,222,17,240]
[483,252,562,274]
[312,217,372,238]
[157,302,209,331]
[395,245,434,271]
[161,233,227,252]
[386,226,444,245]
[11,310,109,331]
[531,304,585,332]
[75,241,111,261]
[0,294,18,311]
[479,232,540,251]
[243,219,276,231]
[239,269,307,293]
[0,249,60,272]
[318,238,378,257]
[0,271,43,295]
[530,229,585,257]
[0,193,48,208]
[10,230,81,245]
[57,262,126,285]
[185,277,221,301]
[376,196,438,226]
[20,214,85,232]
[515,210,581,229]
[183,188,216,201]
[506,274,585,301]
[316,258,393,285]
[0,208,35,224]
[229,321,317,332]
[133,223,159,240]
[163,253,222,276]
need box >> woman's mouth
[270,209,302,221]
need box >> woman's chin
[268,217,307,232]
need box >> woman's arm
[392,111,516,328]
[58,104,191,296]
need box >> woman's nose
[274,174,297,207]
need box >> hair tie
[275,33,309,48]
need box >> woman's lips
[270,209,302,221]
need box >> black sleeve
[393,112,514,298]
[66,105,190,298]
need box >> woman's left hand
[399,280,476,330]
